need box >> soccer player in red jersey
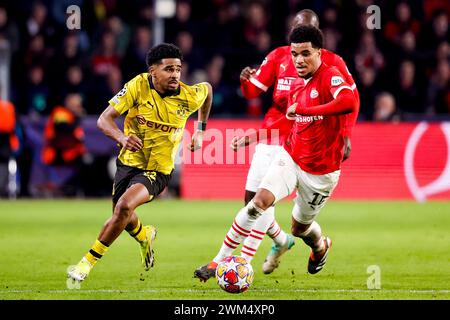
[195,25,357,280]
[237,10,359,275]
[193,10,359,281]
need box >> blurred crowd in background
[0,0,448,198]
[1,0,448,119]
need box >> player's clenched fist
[230,136,251,151]
[119,135,143,152]
[188,130,203,152]
[240,67,256,82]
[286,103,298,120]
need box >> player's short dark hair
[146,43,183,67]
[289,26,323,49]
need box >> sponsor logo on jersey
[331,76,344,86]
[310,89,319,98]
[295,115,324,123]
[136,115,182,134]
[276,77,296,91]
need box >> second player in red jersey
[285,63,355,174]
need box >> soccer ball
[216,255,254,293]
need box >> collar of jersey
[148,74,181,98]
[303,61,325,84]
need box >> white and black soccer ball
[216,255,254,294]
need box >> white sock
[241,206,274,262]
[266,216,288,247]
[213,200,264,263]
[298,221,324,252]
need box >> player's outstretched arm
[97,105,143,152]
[240,66,264,99]
[293,90,357,116]
[188,82,213,152]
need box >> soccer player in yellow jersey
[67,43,213,285]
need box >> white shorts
[245,144,284,192]
[258,147,340,224]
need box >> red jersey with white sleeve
[241,47,359,144]
[321,49,359,138]
[284,62,356,175]
[241,46,297,144]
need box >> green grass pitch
[0,199,449,300]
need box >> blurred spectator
[61,65,88,102]
[373,92,400,122]
[91,31,120,76]
[0,100,20,197]
[394,60,426,114]
[55,33,88,70]
[419,9,448,52]
[426,59,450,114]
[321,5,342,52]
[254,30,272,61]
[121,25,152,80]
[397,30,423,64]
[436,41,450,61]
[175,31,204,74]
[23,34,50,69]
[165,0,197,43]
[24,1,57,47]
[50,33,89,99]
[22,65,49,117]
[355,31,385,73]
[105,66,123,103]
[243,2,269,49]
[0,6,20,53]
[105,16,131,58]
[40,93,86,196]
[384,2,421,45]
[357,67,378,120]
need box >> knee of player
[252,190,274,211]
[114,198,134,218]
[291,222,309,237]
[291,224,301,237]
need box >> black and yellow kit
[109,73,208,201]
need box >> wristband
[197,121,207,131]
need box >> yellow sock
[128,220,147,242]
[84,239,109,266]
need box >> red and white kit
[242,47,360,192]
[259,62,357,224]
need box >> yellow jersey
[108,73,208,174]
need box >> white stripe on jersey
[332,85,353,99]
[250,77,269,91]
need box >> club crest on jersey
[331,76,344,86]
[176,103,189,117]
[310,89,319,98]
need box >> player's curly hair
[289,25,323,49]
[146,43,183,67]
